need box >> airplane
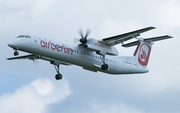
[7,27,173,80]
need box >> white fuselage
[8,36,149,74]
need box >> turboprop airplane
[7,27,173,80]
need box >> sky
[0,0,180,113]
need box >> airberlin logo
[138,43,151,66]
[40,39,73,55]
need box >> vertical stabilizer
[122,35,173,69]
[132,39,153,68]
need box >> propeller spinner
[78,29,91,48]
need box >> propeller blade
[84,29,91,39]
[77,29,91,46]
[33,59,38,65]
[78,29,84,38]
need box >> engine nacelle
[86,39,118,56]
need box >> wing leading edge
[7,54,72,65]
[99,26,155,46]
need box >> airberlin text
[40,39,73,55]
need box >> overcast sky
[0,0,180,113]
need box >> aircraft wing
[7,54,72,65]
[7,54,39,60]
[99,26,155,46]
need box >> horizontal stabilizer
[122,35,173,47]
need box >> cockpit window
[17,35,31,38]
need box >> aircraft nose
[8,39,19,48]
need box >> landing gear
[55,74,62,80]
[100,54,108,70]
[53,62,63,80]
[14,49,19,56]
[101,64,108,70]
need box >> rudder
[132,39,153,68]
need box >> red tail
[133,41,152,68]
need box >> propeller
[33,59,38,65]
[78,29,91,48]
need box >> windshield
[17,35,31,38]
